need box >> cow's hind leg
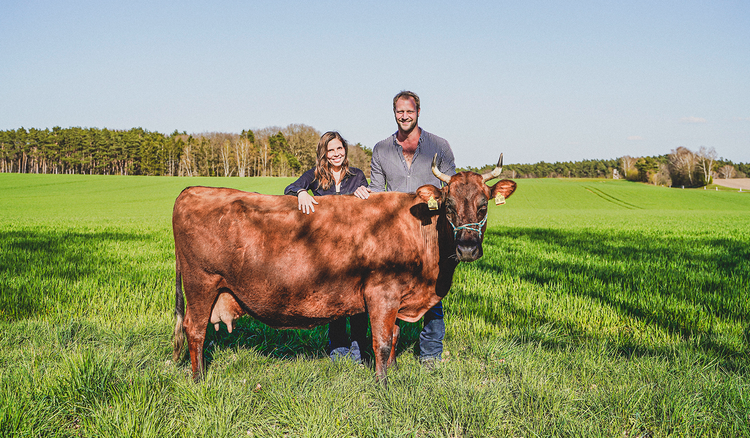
[180,276,219,381]
[184,305,212,381]
[172,263,186,362]
[173,313,185,362]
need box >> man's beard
[398,117,418,134]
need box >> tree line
[0,125,372,178]
[2,126,747,187]
[463,146,749,187]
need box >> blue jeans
[419,302,445,360]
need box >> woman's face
[326,138,346,170]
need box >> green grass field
[1,174,749,437]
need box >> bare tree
[500,168,517,179]
[655,163,672,186]
[253,127,281,176]
[620,155,638,180]
[696,146,717,185]
[716,164,735,179]
[219,139,234,177]
[282,124,320,173]
[347,143,372,177]
[669,146,696,187]
[180,138,195,177]
[233,137,254,178]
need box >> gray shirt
[369,129,457,193]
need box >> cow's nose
[456,241,482,262]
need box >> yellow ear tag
[495,193,506,205]
[427,195,439,210]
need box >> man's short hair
[393,90,420,112]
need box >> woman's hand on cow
[354,186,371,199]
[297,191,318,214]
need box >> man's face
[394,97,419,134]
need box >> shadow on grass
[465,226,750,371]
[0,227,157,321]
[201,316,424,370]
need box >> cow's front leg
[368,307,399,387]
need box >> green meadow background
[1,174,748,437]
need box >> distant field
[1,174,749,437]
[712,178,750,190]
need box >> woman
[284,131,368,362]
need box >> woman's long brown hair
[314,131,351,190]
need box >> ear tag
[495,193,506,205]
[427,195,439,210]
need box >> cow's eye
[478,204,487,218]
[445,204,457,221]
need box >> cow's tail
[172,254,186,362]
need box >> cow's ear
[411,185,443,224]
[490,179,517,201]
[416,185,443,208]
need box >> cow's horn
[432,154,452,184]
[481,154,503,182]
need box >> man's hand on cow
[297,191,318,214]
[354,186,371,199]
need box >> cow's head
[417,154,516,262]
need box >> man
[355,90,456,364]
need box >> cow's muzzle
[456,238,483,262]
[449,216,487,262]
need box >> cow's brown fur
[172,173,516,385]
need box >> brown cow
[172,154,516,385]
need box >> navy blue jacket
[284,167,368,196]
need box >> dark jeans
[419,301,445,360]
[327,313,368,355]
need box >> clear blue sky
[2,0,748,167]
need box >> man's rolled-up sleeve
[439,143,457,177]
